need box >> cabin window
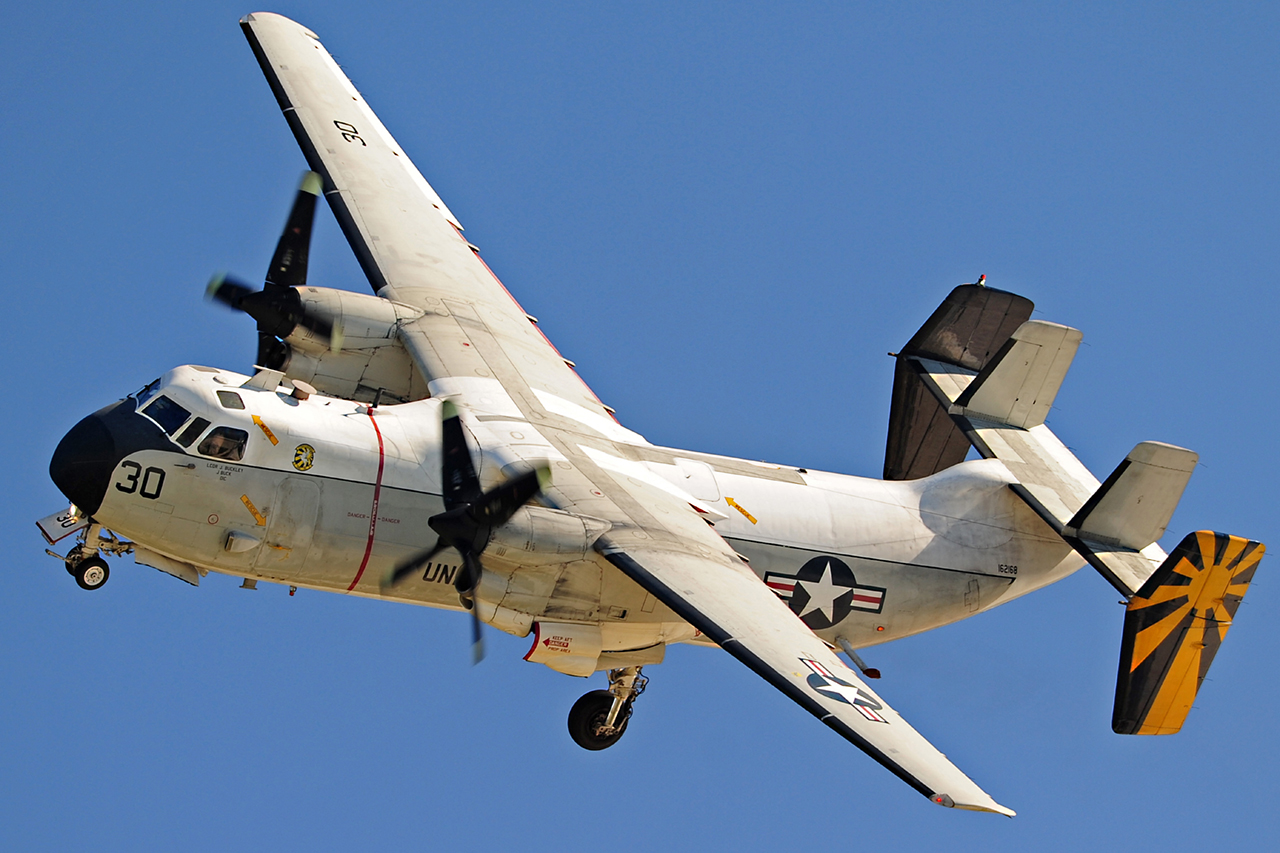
[142,395,192,435]
[175,417,211,448]
[217,390,245,410]
[197,427,249,462]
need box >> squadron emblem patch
[292,443,316,471]
[801,658,887,722]
[765,556,885,629]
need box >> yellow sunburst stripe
[1141,581,1195,606]
[1133,626,1204,735]
[1205,530,1245,571]
[1123,532,1264,734]
[1130,598,1193,671]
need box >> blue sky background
[3,2,1277,850]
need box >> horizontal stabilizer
[1068,442,1198,550]
[1114,531,1264,735]
[952,321,1082,429]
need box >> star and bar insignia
[765,556,885,629]
[800,658,888,722]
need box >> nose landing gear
[51,522,131,591]
[568,666,648,751]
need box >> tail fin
[1113,532,1264,735]
[884,284,1032,481]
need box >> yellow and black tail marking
[1113,531,1264,735]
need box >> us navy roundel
[764,556,885,629]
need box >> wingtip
[932,792,1015,817]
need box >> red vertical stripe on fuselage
[347,411,386,591]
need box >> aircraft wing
[240,12,617,423]
[596,481,1014,816]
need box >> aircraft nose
[49,411,118,517]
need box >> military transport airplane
[39,12,1264,817]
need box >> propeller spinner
[383,401,551,663]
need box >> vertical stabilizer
[884,285,1032,480]
[1114,532,1264,735]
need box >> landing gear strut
[568,666,648,751]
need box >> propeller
[206,171,343,365]
[383,401,550,663]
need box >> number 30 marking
[334,120,366,146]
[115,462,166,500]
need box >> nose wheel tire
[72,556,110,590]
[568,689,630,751]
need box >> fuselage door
[255,476,321,578]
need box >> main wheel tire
[568,689,629,751]
[74,556,110,591]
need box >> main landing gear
[568,666,648,750]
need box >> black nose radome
[50,412,117,517]
[49,397,187,517]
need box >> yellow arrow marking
[725,497,758,524]
[240,494,267,527]
[252,415,279,446]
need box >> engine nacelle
[285,287,411,353]
[269,287,430,403]
[487,506,612,567]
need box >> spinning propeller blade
[380,401,550,665]
[266,171,322,288]
[205,171,342,359]
[441,400,482,508]
[383,540,447,588]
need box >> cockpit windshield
[141,395,192,436]
[133,378,161,407]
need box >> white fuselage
[89,364,1082,660]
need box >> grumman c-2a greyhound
[40,12,1265,816]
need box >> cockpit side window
[142,395,192,436]
[197,427,249,462]
[175,417,211,448]
[217,391,245,410]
